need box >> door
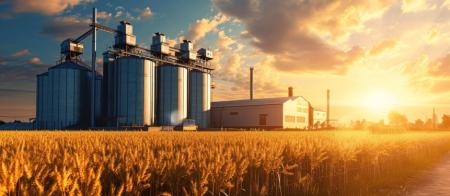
[259,114,267,126]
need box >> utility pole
[326,89,330,128]
[90,8,97,128]
[250,67,254,100]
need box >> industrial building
[34,8,330,130]
[35,9,213,130]
[210,88,326,129]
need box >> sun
[363,90,397,114]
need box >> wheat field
[1,131,450,195]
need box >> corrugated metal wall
[156,65,188,126]
[188,70,211,128]
[109,57,156,126]
[45,62,90,129]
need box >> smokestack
[288,87,293,97]
[326,89,330,128]
[250,67,254,100]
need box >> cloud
[28,57,44,65]
[41,15,90,40]
[212,30,285,100]
[428,53,450,77]
[216,31,235,49]
[429,80,450,93]
[0,57,49,83]
[97,11,112,20]
[8,0,94,15]
[136,6,152,20]
[12,49,31,57]
[369,39,397,56]
[213,0,397,73]
[184,14,228,42]
[404,53,450,94]
[401,0,435,13]
[114,6,124,18]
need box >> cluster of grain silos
[36,20,214,130]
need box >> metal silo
[48,61,90,129]
[156,65,188,126]
[36,72,49,129]
[188,70,211,128]
[113,57,156,127]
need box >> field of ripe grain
[1,131,450,195]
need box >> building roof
[49,61,90,71]
[212,96,308,108]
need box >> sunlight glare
[363,90,397,114]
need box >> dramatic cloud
[213,0,397,73]
[212,30,284,100]
[185,14,228,42]
[8,0,94,15]
[41,15,90,40]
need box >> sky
[1,0,450,124]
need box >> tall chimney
[326,89,330,128]
[250,67,254,100]
[288,87,293,97]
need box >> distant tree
[13,120,21,123]
[424,118,433,129]
[412,119,425,130]
[441,115,450,129]
[352,119,367,130]
[0,120,4,125]
[388,111,408,127]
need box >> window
[297,116,306,123]
[285,115,296,123]
[298,107,308,113]
[259,114,268,126]
[230,112,238,115]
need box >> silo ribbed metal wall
[94,74,103,125]
[48,64,90,129]
[112,57,156,126]
[188,71,211,128]
[36,73,48,129]
[42,73,51,129]
[157,65,188,126]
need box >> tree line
[350,111,450,131]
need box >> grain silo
[188,70,211,128]
[156,65,188,126]
[109,57,156,127]
[36,72,48,129]
[47,61,91,129]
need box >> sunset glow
[363,90,398,115]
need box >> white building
[211,96,311,129]
[312,109,326,129]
